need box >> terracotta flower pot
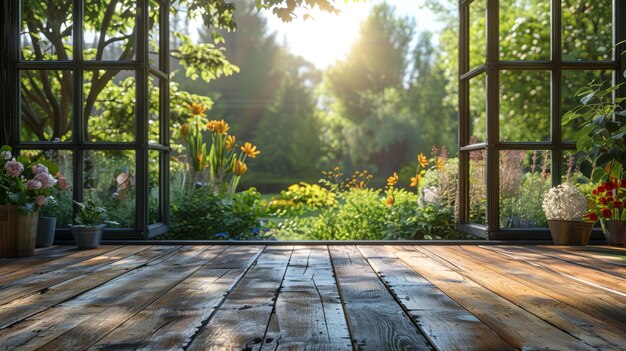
[0,206,39,257]
[603,220,626,246]
[547,219,593,246]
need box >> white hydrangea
[542,183,588,221]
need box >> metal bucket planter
[36,216,57,248]
[603,220,626,246]
[71,224,106,249]
[547,220,593,246]
[0,206,39,257]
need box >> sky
[262,0,444,69]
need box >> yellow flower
[436,157,445,171]
[188,102,206,116]
[418,153,428,168]
[196,152,203,163]
[410,173,422,187]
[241,142,261,158]
[233,160,248,176]
[206,119,229,134]
[385,195,394,207]
[180,123,190,138]
[387,172,398,187]
[226,135,236,150]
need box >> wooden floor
[0,245,625,350]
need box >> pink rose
[4,158,24,177]
[26,179,42,190]
[56,172,69,190]
[35,195,47,206]
[34,172,56,188]
[31,163,49,175]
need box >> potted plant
[35,171,70,248]
[0,145,60,257]
[586,179,626,245]
[70,200,118,249]
[542,183,593,245]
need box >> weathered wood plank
[0,246,147,305]
[329,245,432,351]
[526,246,626,279]
[453,246,626,331]
[357,246,514,351]
[87,246,264,350]
[186,246,293,351]
[0,246,120,287]
[34,246,227,351]
[0,246,216,350]
[0,245,181,349]
[425,245,626,351]
[554,246,626,267]
[0,245,173,330]
[488,245,626,294]
[0,246,76,279]
[390,246,596,351]
[260,246,352,351]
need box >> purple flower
[35,195,47,206]
[26,179,42,190]
[0,150,11,160]
[31,163,49,175]
[34,172,56,188]
[4,158,24,177]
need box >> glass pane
[469,74,487,143]
[469,149,487,225]
[499,150,551,228]
[20,70,73,142]
[500,0,550,61]
[149,75,161,144]
[500,70,550,142]
[84,70,136,142]
[561,70,613,141]
[20,0,73,60]
[20,149,74,228]
[148,150,161,224]
[562,0,612,61]
[149,0,160,68]
[83,150,135,228]
[84,0,137,61]
[469,0,487,70]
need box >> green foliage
[166,187,271,240]
[562,80,626,183]
[269,182,336,216]
[72,200,118,227]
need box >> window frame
[458,0,626,239]
[6,0,170,239]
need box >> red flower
[607,196,615,203]
[613,201,623,208]
[597,185,605,193]
[592,189,598,196]
[599,197,607,205]
[587,212,599,221]
[602,208,612,218]
[621,178,626,188]
[604,182,615,191]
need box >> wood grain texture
[467,245,626,329]
[329,245,432,351]
[425,245,626,350]
[390,246,597,351]
[88,246,264,350]
[489,245,626,294]
[186,246,293,351]
[0,246,121,289]
[550,246,626,267]
[527,246,626,279]
[261,246,352,351]
[0,245,170,329]
[0,246,75,281]
[358,246,514,351]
